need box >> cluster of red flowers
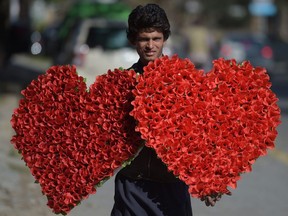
[11,55,281,214]
[131,55,281,198]
[11,65,142,214]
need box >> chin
[145,56,158,62]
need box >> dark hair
[127,4,171,44]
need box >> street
[0,62,287,216]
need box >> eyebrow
[137,35,163,40]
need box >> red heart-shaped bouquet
[11,55,281,214]
[131,55,281,198]
[11,65,142,214]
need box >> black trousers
[111,173,193,216]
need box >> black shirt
[117,60,178,183]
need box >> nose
[146,40,153,49]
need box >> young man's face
[133,29,166,65]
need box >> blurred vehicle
[39,1,136,85]
[216,32,275,78]
[4,21,45,58]
[51,17,189,86]
[268,36,288,79]
[0,21,50,89]
[41,1,131,56]
[3,21,32,62]
[53,18,138,85]
[46,1,188,85]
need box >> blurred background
[0,0,288,85]
[0,0,287,216]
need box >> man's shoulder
[128,61,143,73]
[127,62,138,71]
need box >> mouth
[145,51,155,56]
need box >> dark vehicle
[4,21,32,61]
[216,32,275,78]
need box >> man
[111,4,221,216]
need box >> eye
[137,37,149,42]
[153,37,163,42]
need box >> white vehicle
[54,18,139,86]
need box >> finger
[206,196,215,206]
[226,191,232,196]
[215,194,222,201]
[205,199,210,206]
[204,196,211,206]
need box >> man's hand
[201,192,231,207]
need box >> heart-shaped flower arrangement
[11,56,281,214]
[131,55,281,198]
[11,65,142,214]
